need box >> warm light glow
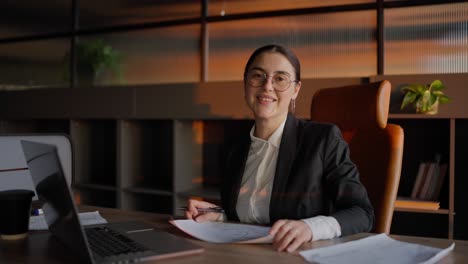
[239,186,249,194]
[193,121,204,145]
[385,3,468,74]
[258,189,268,197]
[192,176,204,184]
[208,0,374,17]
[74,192,82,205]
[188,196,204,201]
[209,11,376,81]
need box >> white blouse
[235,118,342,241]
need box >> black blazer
[221,114,374,236]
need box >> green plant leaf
[416,84,427,94]
[400,85,418,94]
[439,95,451,104]
[399,80,450,113]
[421,90,430,103]
[430,80,446,91]
[429,93,437,107]
[401,92,417,110]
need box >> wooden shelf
[389,114,454,119]
[394,207,450,215]
[123,187,173,196]
[177,186,221,201]
[74,183,117,192]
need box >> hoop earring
[289,99,296,114]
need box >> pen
[31,208,43,216]
[178,206,225,213]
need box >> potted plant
[400,80,450,115]
[63,39,122,85]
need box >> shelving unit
[1,74,467,239]
[71,119,118,208]
[374,74,468,240]
[118,120,175,194]
[388,115,453,239]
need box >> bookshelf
[1,74,468,240]
[374,73,468,240]
[388,117,450,211]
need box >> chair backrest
[310,80,404,234]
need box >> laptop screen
[21,140,94,264]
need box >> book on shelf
[395,197,440,210]
[410,162,429,199]
[410,156,447,202]
[419,162,437,200]
[431,163,448,201]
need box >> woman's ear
[293,81,302,100]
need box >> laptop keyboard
[85,226,149,258]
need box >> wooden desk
[1,205,467,264]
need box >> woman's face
[244,51,301,123]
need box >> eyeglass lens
[247,71,293,91]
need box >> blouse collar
[249,117,287,149]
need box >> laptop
[20,140,203,264]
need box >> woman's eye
[253,73,263,78]
[275,76,286,82]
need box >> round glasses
[246,70,298,92]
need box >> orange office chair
[310,80,404,234]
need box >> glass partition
[0,39,70,89]
[79,0,200,30]
[208,0,374,17]
[208,11,376,81]
[385,2,468,74]
[77,25,200,86]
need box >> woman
[185,44,374,252]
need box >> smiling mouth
[257,96,276,103]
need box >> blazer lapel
[270,114,298,221]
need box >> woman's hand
[270,219,313,252]
[184,199,222,222]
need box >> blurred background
[0,0,466,88]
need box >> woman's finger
[276,229,297,251]
[272,221,293,249]
[270,219,288,235]
[286,235,307,252]
[186,199,218,216]
[271,220,313,252]
[184,210,195,220]
[194,212,220,223]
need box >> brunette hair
[243,44,301,82]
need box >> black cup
[0,189,35,240]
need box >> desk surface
[1,205,467,264]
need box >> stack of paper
[170,219,273,243]
[299,233,454,264]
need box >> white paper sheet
[29,211,108,230]
[170,219,273,243]
[299,233,455,264]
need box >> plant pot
[416,98,439,115]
